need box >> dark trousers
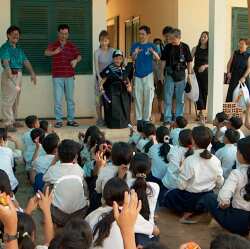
[201,192,250,236]
[33,173,45,193]
[135,234,159,247]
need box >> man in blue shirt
[0,26,37,132]
[131,25,160,122]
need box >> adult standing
[45,24,81,128]
[131,25,160,122]
[94,30,114,126]
[226,38,250,102]
[192,31,209,121]
[0,26,37,132]
[161,29,193,125]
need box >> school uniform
[203,164,250,235]
[162,145,188,190]
[163,149,224,213]
[215,144,237,179]
[170,128,182,145]
[212,126,227,143]
[136,138,151,152]
[85,206,154,249]
[95,163,133,194]
[237,129,245,139]
[128,132,142,146]
[0,146,18,191]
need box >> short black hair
[40,120,49,133]
[224,129,240,144]
[175,116,188,128]
[0,128,8,141]
[139,25,151,34]
[170,28,181,38]
[229,116,243,130]
[58,24,70,32]
[215,112,228,123]
[58,139,81,163]
[42,133,60,154]
[162,26,173,35]
[111,142,133,166]
[25,115,38,129]
[7,25,21,35]
[30,128,45,144]
[0,169,12,195]
[137,120,145,133]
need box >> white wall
[0,0,106,119]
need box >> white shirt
[95,163,133,194]
[85,206,154,249]
[127,180,160,224]
[148,143,170,179]
[212,126,227,143]
[170,128,182,146]
[43,162,88,214]
[162,145,188,189]
[178,149,224,193]
[237,129,245,139]
[32,154,55,174]
[0,147,18,190]
[215,144,237,179]
[218,164,250,211]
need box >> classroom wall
[0,0,107,119]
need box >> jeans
[53,77,75,122]
[164,74,186,122]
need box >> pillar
[207,0,227,122]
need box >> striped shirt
[47,40,80,78]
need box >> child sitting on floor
[215,129,240,179]
[227,116,245,139]
[163,126,224,224]
[170,116,188,146]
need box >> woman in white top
[162,129,194,191]
[203,136,250,236]
[147,126,171,187]
[94,31,114,126]
[86,177,159,249]
[163,126,224,223]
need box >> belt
[11,69,22,75]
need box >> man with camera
[161,28,193,125]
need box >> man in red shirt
[45,24,81,128]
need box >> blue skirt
[163,188,212,213]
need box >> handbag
[185,73,199,102]
[232,82,250,110]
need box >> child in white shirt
[128,120,144,148]
[0,128,18,192]
[164,126,224,223]
[162,129,194,191]
[95,142,133,194]
[227,116,245,139]
[22,115,40,171]
[86,177,159,249]
[215,129,240,179]
[31,133,60,192]
[170,116,188,146]
[148,126,171,184]
[203,136,250,236]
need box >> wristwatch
[3,233,19,242]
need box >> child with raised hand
[227,116,245,139]
[128,120,145,148]
[22,115,40,172]
[203,136,250,236]
[215,129,240,179]
[161,129,194,193]
[147,126,171,187]
[86,177,159,249]
[137,122,157,153]
[39,120,49,135]
[128,153,160,247]
[31,133,60,192]
[95,142,133,194]
[0,128,19,193]
[163,126,224,224]
[43,139,89,227]
[170,116,188,146]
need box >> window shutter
[11,0,93,75]
[11,0,51,74]
[232,7,249,52]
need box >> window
[125,17,140,58]
[11,0,92,75]
[107,16,119,49]
[231,7,249,52]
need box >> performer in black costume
[100,50,132,129]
